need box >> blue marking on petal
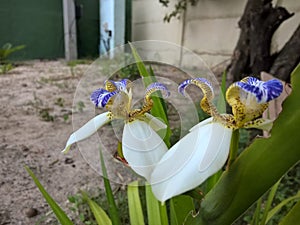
[105,79,130,92]
[244,76,260,85]
[90,88,106,106]
[263,79,283,102]
[114,79,130,91]
[178,79,193,96]
[236,77,283,103]
[90,88,117,107]
[146,82,170,98]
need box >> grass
[68,188,131,225]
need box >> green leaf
[259,179,280,225]
[216,70,227,114]
[159,202,169,225]
[145,184,162,225]
[189,64,300,225]
[145,184,168,225]
[204,170,222,193]
[0,43,25,61]
[251,198,262,225]
[226,129,240,169]
[25,166,74,225]
[127,181,145,225]
[99,148,121,225]
[266,191,300,223]
[129,43,171,147]
[184,187,205,201]
[170,195,194,225]
[81,192,112,225]
[278,199,300,225]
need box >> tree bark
[228,0,295,81]
[270,24,300,81]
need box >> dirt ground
[0,61,106,224]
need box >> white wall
[132,0,300,68]
[132,0,182,44]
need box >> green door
[0,0,64,60]
[75,0,100,58]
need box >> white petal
[62,112,111,153]
[189,116,213,132]
[150,118,232,202]
[122,120,168,181]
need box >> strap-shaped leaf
[25,166,74,225]
[99,148,121,225]
[186,64,300,225]
[278,199,300,225]
[127,181,145,225]
[129,43,171,147]
[82,192,112,225]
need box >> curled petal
[178,78,220,118]
[226,77,283,127]
[178,78,213,98]
[62,112,111,153]
[122,120,168,181]
[90,89,118,107]
[145,82,170,99]
[150,118,232,202]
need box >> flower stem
[227,129,240,170]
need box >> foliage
[81,192,112,225]
[235,162,300,225]
[159,0,198,22]
[25,166,74,225]
[0,43,25,74]
[130,42,172,147]
[99,148,121,225]
[68,189,130,225]
[184,64,300,225]
[115,54,140,80]
[39,108,54,122]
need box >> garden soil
[0,61,101,225]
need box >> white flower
[62,79,169,181]
[148,77,283,202]
[62,76,283,202]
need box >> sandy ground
[0,60,213,225]
[0,61,107,224]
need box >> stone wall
[132,0,300,68]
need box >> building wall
[132,0,300,68]
[132,0,182,44]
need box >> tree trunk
[228,0,296,82]
[270,24,300,81]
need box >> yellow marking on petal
[214,114,237,129]
[190,79,228,125]
[243,118,273,132]
[105,80,117,92]
[128,100,153,122]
